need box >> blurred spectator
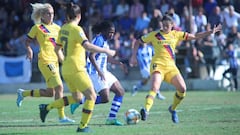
[200,24,218,79]
[102,0,113,19]
[195,7,207,32]
[117,11,134,34]
[222,43,238,91]
[168,6,181,28]
[226,26,240,47]
[208,6,222,28]
[203,0,218,18]
[160,0,170,14]
[149,8,162,31]
[8,28,27,56]
[129,0,144,20]
[114,0,129,18]
[180,5,197,33]
[214,30,227,64]
[222,5,240,34]
[134,11,150,32]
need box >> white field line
[0,106,223,123]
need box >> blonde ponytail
[30,3,52,24]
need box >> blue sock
[95,96,102,104]
[108,95,123,119]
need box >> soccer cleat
[131,85,138,96]
[105,119,124,126]
[76,127,90,133]
[59,117,75,123]
[140,108,148,121]
[16,89,24,107]
[156,93,166,100]
[168,105,179,123]
[70,103,80,114]
[39,104,49,123]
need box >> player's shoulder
[52,23,61,29]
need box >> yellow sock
[22,89,40,97]
[47,96,76,111]
[171,91,186,110]
[79,100,95,129]
[145,90,157,112]
[58,107,65,119]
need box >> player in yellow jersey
[16,3,74,123]
[38,3,115,133]
[130,15,222,123]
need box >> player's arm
[130,38,143,67]
[108,57,128,74]
[83,40,116,57]
[89,52,105,80]
[55,44,64,63]
[187,24,222,40]
[25,36,34,62]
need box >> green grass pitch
[1,91,240,135]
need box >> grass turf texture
[0,91,240,135]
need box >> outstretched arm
[83,40,116,57]
[187,24,222,40]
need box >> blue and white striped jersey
[87,35,109,74]
[137,44,154,70]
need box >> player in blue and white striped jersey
[71,21,127,126]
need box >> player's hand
[212,24,222,34]
[120,62,128,75]
[26,49,33,62]
[98,71,106,81]
[107,49,116,57]
[129,55,137,67]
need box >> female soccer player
[38,3,115,132]
[130,15,222,123]
[16,3,74,123]
[132,29,165,100]
[70,21,127,126]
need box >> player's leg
[169,74,186,123]
[73,71,96,132]
[132,68,150,96]
[39,95,77,123]
[141,72,162,121]
[156,91,166,100]
[106,80,125,125]
[70,73,108,114]
[76,87,96,132]
[16,62,56,107]
[132,78,149,96]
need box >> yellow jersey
[141,30,188,66]
[57,22,88,74]
[27,23,60,64]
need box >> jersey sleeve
[27,25,37,39]
[176,30,188,41]
[76,27,88,45]
[92,37,104,47]
[140,32,154,43]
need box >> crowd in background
[0,0,240,80]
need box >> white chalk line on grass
[0,106,223,123]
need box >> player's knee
[101,96,110,103]
[46,88,55,97]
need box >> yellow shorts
[150,63,180,83]
[63,71,93,93]
[38,61,62,88]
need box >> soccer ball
[124,109,141,125]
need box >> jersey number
[60,37,68,57]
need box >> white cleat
[59,117,75,123]
[16,89,25,107]
[156,93,166,100]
